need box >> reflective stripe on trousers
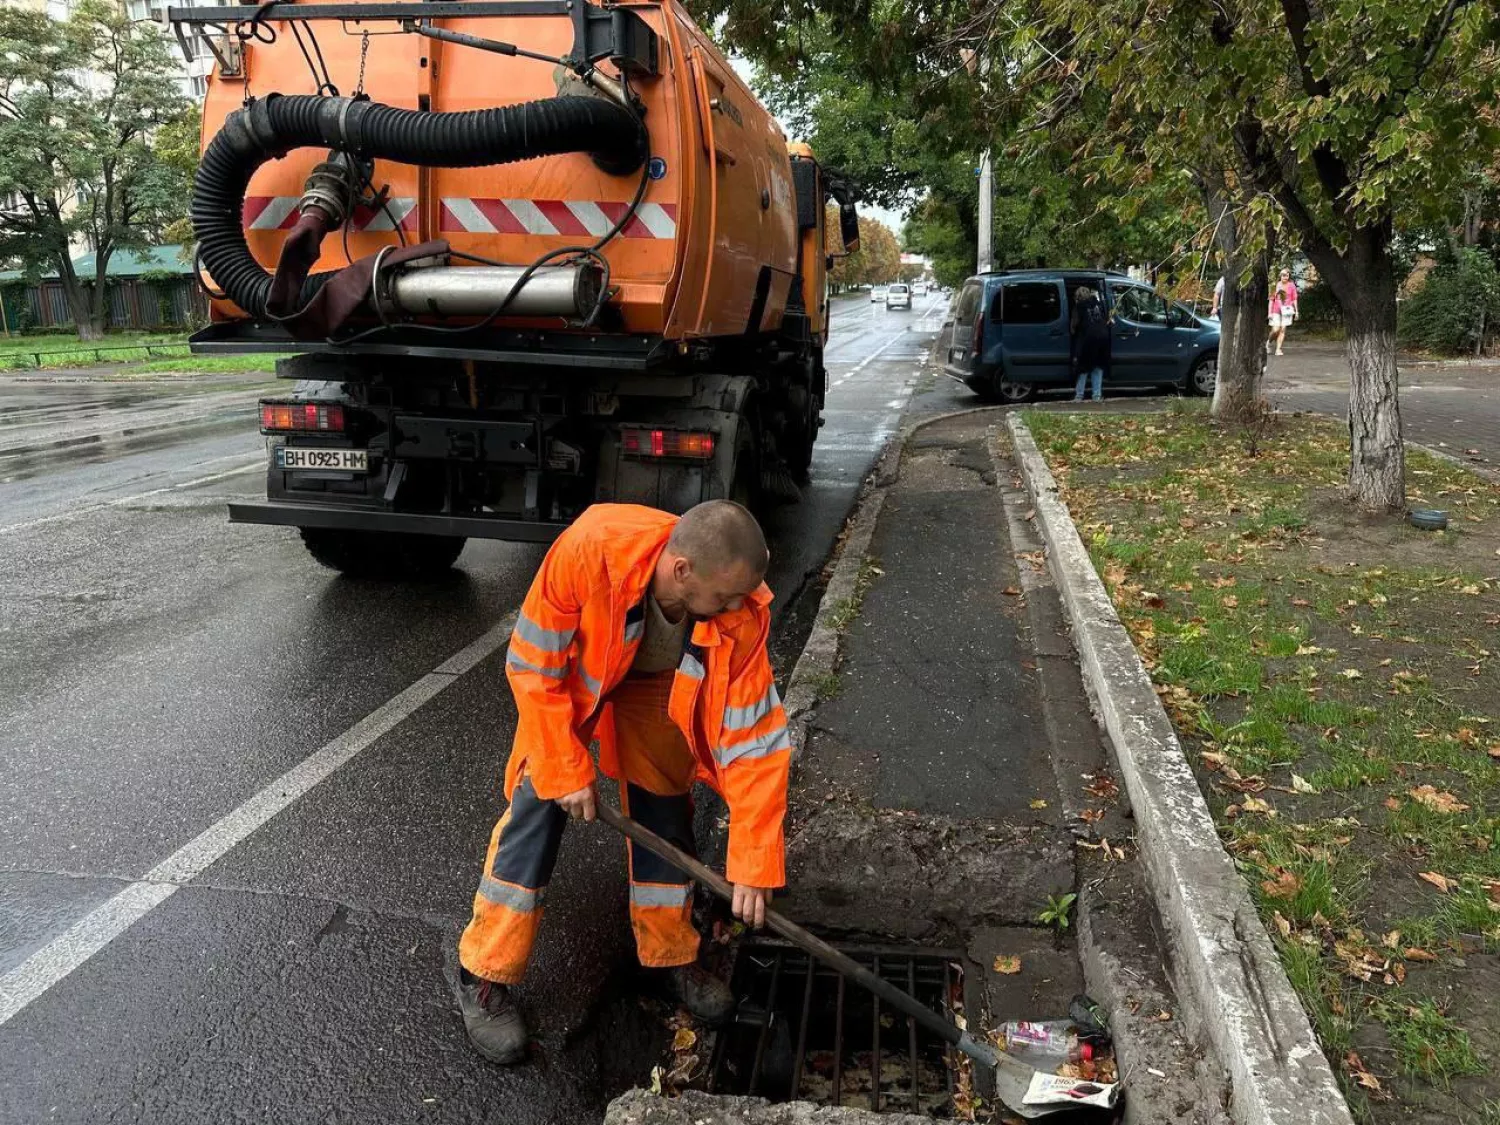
[458,672,700,982]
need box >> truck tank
[173,0,860,577]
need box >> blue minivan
[944,269,1220,403]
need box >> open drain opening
[709,940,963,1114]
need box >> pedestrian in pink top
[1268,268,1298,356]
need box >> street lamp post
[977,149,993,274]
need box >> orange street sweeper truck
[172,0,859,576]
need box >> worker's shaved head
[653,501,769,619]
[669,500,769,578]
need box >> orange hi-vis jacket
[502,504,792,888]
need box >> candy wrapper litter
[1021,1072,1121,1109]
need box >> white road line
[0,459,264,536]
[0,612,518,1026]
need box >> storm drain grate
[708,940,963,1114]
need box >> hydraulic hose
[191,93,647,321]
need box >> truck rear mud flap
[227,500,567,543]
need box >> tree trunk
[54,257,102,341]
[88,247,113,338]
[1212,262,1270,419]
[1341,265,1405,511]
[1206,188,1271,421]
[1302,222,1406,512]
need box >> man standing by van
[456,500,792,1065]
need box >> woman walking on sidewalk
[1268,268,1299,356]
[1070,285,1112,402]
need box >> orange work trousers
[458,671,701,984]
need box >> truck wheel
[729,428,763,512]
[299,528,467,579]
[784,383,817,481]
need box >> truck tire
[729,427,762,513]
[299,528,466,579]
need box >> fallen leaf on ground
[1155,1009,1172,1022]
[1339,668,1363,680]
[1221,595,1239,608]
[1029,798,1048,809]
[993,955,1022,975]
[1383,796,1402,811]
[1240,795,1273,815]
[1079,807,1106,824]
[1272,911,1292,937]
[672,1028,697,1051]
[1404,947,1439,961]
[1291,773,1318,794]
[1345,1052,1383,1093]
[1383,930,1401,949]
[1261,869,1304,899]
[1409,785,1470,814]
[1002,586,1022,596]
[1418,871,1456,893]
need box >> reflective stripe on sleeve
[480,876,547,913]
[506,650,568,679]
[723,684,781,731]
[716,724,792,768]
[629,883,692,908]
[514,615,574,653]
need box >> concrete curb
[1407,439,1500,487]
[1006,413,1355,1125]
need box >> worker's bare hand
[555,785,596,822]
[732,884,771,929]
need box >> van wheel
[300,528,466,579]
[994,376,1038,404]
[1189,355,1218,396]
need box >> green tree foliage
[699,0,1500,511]
[1398,247,1500,355]
[0,1,196,339]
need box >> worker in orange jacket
[457,500,792,1064]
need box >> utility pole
[976,149,993,273]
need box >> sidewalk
[772,410,1227,1121]
[1265,339,1500,469]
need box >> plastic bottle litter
[999,1020,1095,1069]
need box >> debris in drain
[1022,1073,1120,1110]
[709,941,961,1114]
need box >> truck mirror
[839,204,860,253]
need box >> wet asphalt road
[0,292,947,1125]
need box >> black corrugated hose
[191,93,647,321]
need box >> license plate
[951,349,966,363]
[276,446,368,472]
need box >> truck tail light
[261,401,345,433]
[620,427,716,461]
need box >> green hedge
[1398,248,1500,356]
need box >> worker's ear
[672,555,694,585]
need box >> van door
[1108,284,1178,383]
[996,279,1069,385]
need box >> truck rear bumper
[227,500,567,543]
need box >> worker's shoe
[654,963,736,1025]
[458,967,529,1064]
